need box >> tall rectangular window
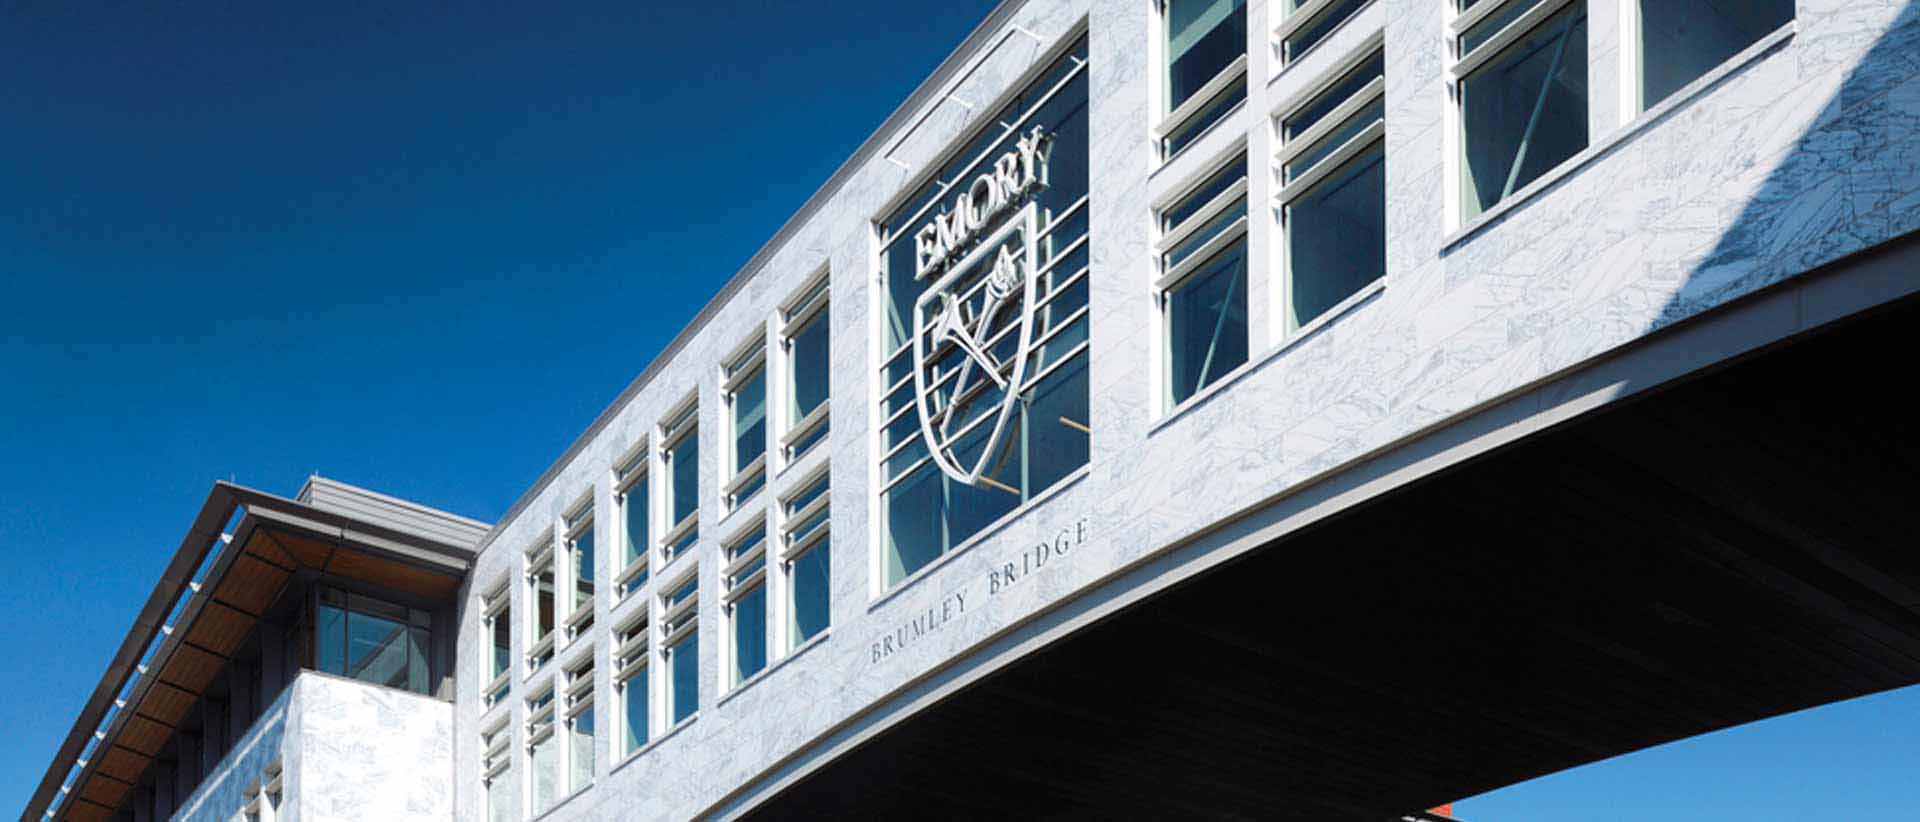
[563,656,595,793]
[661,575,699,725]
[312,587,432,695]
[723,343,768,509]
[1162,0,1248,159]
[722,520,768,687]
[875,38,1091,588]
[526,540,557,671]
[660,405,700,561]
[526,687,558,815]
[614,615,650,756]
[615,451,651,599]
[482,584,511,705]
[1635,0,1791,111]
[1279,48,1386,331]
[1158,154,1249,407]
[780,472,831,649]
[564,504,595,639]
[1456,0,1589,220]
[482,723,513,822]
[780,276,831,462]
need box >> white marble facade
[452,1,1920,821]
[175,672,453,822]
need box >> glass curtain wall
[313,587,432,695]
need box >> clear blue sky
[1,2,1913,818]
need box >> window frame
[721,339,769,511]
[1621,0,1794,117]
[561,652,596,794]
[524,683,559,815]
[658,400,700,563]
[481,719,512,822]
[779,468,832,651]
[1154,0,1251,162]
[613,445,653,601]
[613,610,652,757]
[525,536,558,674]
[1445,0,1590,227]
[562,499,596,641]
[1153,140,1252,413]
[778,272,831,465]
[659,572,700,726]
[481,583,511,707]
[1273,38,1388,336]
[720,516,770,689]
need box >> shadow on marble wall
[1659,3,1920,331]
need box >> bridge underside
[754,289,1920,820]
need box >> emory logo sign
[909,126,1054,487]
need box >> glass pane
[408,626,431,694]
[346,610,410,689]
[623,479,648,568]
[531,732,558,812]
[622,675,649,753]
[1462,0,1541,56]
[732,369,766,475]
[487,777,513,822]
[669,634,699,724]
[1284,99,1382,182]
[1167,240,1250,405]
[790,313,829,422]
[1163,196,1245,271]
[1460,3,1589,219]
[491,612,510,679]
[731,586,767,685]
[1167,0,1248,111]
[569,705,594,791]
[1639,0,1791,108]
[667,577,697,610]
[670,436,698,525]
[1165,77,1245,159]
[1162,158,1247,232]
[785,476,829,517]
[534,566,555,641]
[317,603,346,675]
[573,525,595,610]
[791,545,830,647]
[1288,145,1385,331]
[1282,0,1369,63]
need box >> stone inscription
[870,517,1090,666]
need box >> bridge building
[25,0,1920,819]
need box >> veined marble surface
[452,1,1920,820]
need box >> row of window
[1154,0,1794,405]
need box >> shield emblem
[911,202,1040,487]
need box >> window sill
[610,713,699,776]
[1442,21,1795,253]
[868,465,1091,611]
[1152,278,1386,432]
[715,628,832,709]
[531,782,595,822]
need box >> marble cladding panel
[173,683,294,822]
[293,673,454,821]
[448,0,1920,820]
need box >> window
[564,504,595,639]
[313,587,432,695]
[780,275,831,462]
[244,770,282,822]
[875,38,1091,588]
[615,449,651,599]
[482,722,513,822]
[1158,153,1249,407]
[1276,0,1372,65]
[482,585,511,706]
[1278,47,1386,331]
[661,575,700,724]
[563,655,595,793]
[1455,0,1589,221]
[614,614,651,756]
[1161,0,1248,159]
[526,687,559,814]
[526,540,557,671]
[1634,0,1791,111]
[723,342,768,508]
[780,472,831,649]
[722,520,769,687]
[660,404,700,561]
